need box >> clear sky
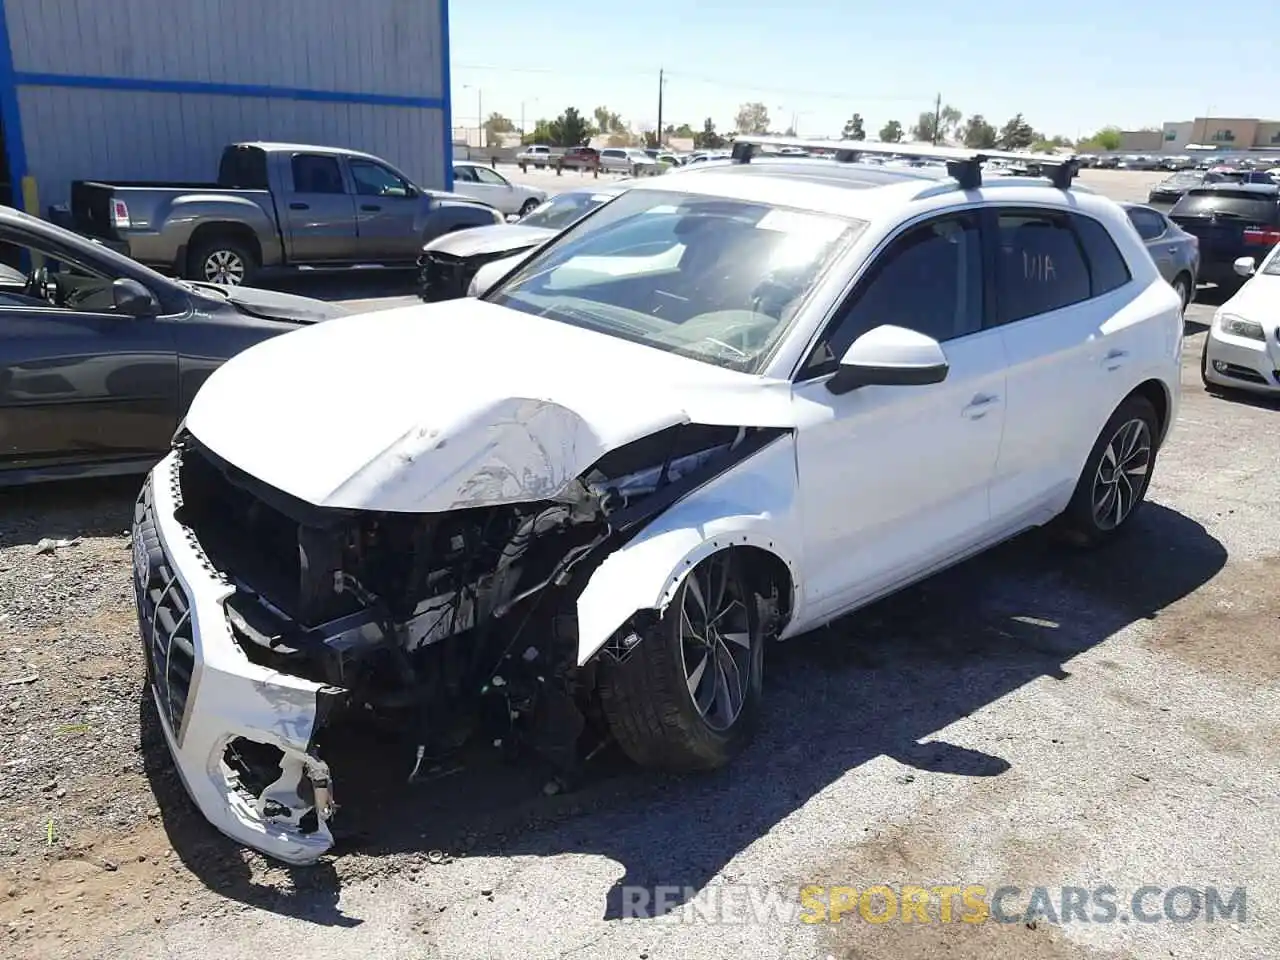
[448,0,1280,141]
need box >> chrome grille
[133,485,196,740]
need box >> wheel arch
[186,221,263,274]
[1128,377,1172,446]
[574,522,802,667]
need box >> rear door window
[1126,207,1167,241]
[993,211,1092,323]
[1171,190,1279,222]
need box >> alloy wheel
[1091,418,1152,530]
[678,553,755,732]
[203,250,246,285]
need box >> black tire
[598,549,764,772]
[1055,393,1160,547]
[187,237,257,286]
[1173,272,1192,310]
[518,198,540,218]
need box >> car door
[0,232,179,471]
[348,158,423,262]
[790,210,1007,618]
[986,207,1135,525]
[282,153,359,264]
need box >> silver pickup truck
[70,143,504,285]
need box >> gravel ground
[4,169,1277,959]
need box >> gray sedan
[1120,202,1200,309]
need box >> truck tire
[598,549,765,772]
[188,237,257,287]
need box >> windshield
[519,191,615,231]
[485,188,865,373]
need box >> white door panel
[793,326,1007,619]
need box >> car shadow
[0,474,140,547]
[142,502,1226,925]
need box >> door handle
[962,393,1001,419]
[289,202,309,210]
[1102,348,1129,370]
[361,204,382,212]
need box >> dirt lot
[2,170,1277,959]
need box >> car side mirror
[112,277,158,317]
[1233,256,1256,278]
[827,324,949,396]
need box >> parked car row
[1147,167,1277,206]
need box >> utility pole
[656,68,664,148]
[931,92,942,145]
[477,89,483,147]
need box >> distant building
[1159,118,1280,152]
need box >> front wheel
[1054,394,1159,547]
[599,549,765,772]
[518,198,540,218]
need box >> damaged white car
[132,141,1182,864]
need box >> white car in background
[598,147,660,175]
[1201,244,1280,395]
[451,161,547,218]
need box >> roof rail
[730,135,1079,190]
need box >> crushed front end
[134,423,777,863]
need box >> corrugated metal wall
[1,0,448,210]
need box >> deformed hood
[182,299,795,513]
[423,223,555,259]
[192,283,346,324]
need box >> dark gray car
[1121,202,1200,308]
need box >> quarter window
[1071,213,1132,295]
[994,212,1091,323]
[801,213,983,378]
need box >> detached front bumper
[132,451,337,864]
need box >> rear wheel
[1055,394,1159,547]
[1172,273,1192,312]
[599,549,765,772]
[188,238,256,286]
[518,198,540,218]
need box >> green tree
[592,106,625,135]
[1030,134,1073,153]
[842,113,866,140]
[548,107,592,147]
[911,111,939,143]
[666,122,696,139]
[879,119,903,143]
[482,112,514,148]
[523,119,554,145]
[695,117,725,149]
[1077,126,1123,151]
[735,102,770,135]
[940,105,962,141]
[997,113,1037,150]
[962,114,998,149]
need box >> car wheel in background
[1172,274,1191,312]
[518,198,540,218]
[599,549,765,772]
[1053,393,1160,547]
[188,238,256,286]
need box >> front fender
[574,433,803,665]
[424,203,503,242]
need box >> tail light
[1242,226,1280,246]
[110,199,131,230]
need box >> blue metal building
[0,0,452,214]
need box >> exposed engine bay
[169,421,788,816]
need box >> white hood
[183,299,795,513]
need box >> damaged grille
[417,252,473,302]
[134,487,196,739]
